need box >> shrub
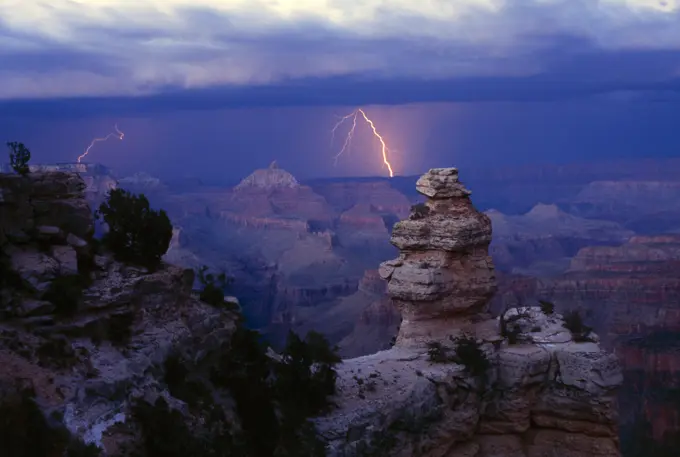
[209,325,340,456]
[275,330,342,419]
[452,335,490,377]
[7,142,31,176]
[42,275,88,316]
[132,397,238,457]
[96,189,172,269]
[197,266,234,308]
[505,325,521,345]
[539,300,555,316]
[410,203,430,220]
[562,309,593,342]
[427,341,454,363]
[212,326,278,456]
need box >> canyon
[0,168,624,457]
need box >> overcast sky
[1,0,679,181]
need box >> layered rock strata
[379,168,497,347]
[316,168,623,457]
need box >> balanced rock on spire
[379,167,497,347]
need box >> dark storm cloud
[2,41,680,119]
[2,1,680,103]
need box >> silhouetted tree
[562,309,592,342]
[452,335,490,377]
[197,266,234,308]
[539,300,555,315]
[96,189,172,269]
[6,142,31,176]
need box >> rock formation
[0,171,94,247]
[493,235,680,451]
[0,171,239,453]
[380,168,497,347]
[234,160,300,191]
[316,168,623,457]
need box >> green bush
[505,325,521,345]
[131,397,239,457]
[96,189,172,269]
[211,325,278,456]
[539,300,555,315]
[6,142,31,176]
[197,266,234,308]
[426,341,453,363]
[452,335,490,377]
[275,331,341,419]
[562,310,593,342]
[208,326,340,456]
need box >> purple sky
[1,1,680,181]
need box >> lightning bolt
[331,108,395,178]
[76,124,124,163]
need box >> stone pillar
[379,168,497,347]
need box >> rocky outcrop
[380,168,496,347]
[0,171,239,454]
[162,226,201,269]
[317,168,623,457]
[0,171,94,247]
[493,235,680,451]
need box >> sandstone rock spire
[316,167,622,457]
[379,167,497,347]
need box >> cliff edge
[0,171,239,454]
[315,168,623,457]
